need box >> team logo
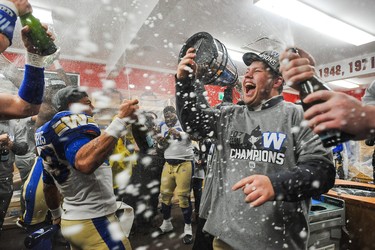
[229,126,286,165]
[259,51,279,66]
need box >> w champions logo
[229,126,287,165]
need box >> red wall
[3,52,241,106]
[343,89,366,101]
[3,52,365,106]
[283,92,300,103]
[281,89,366,104]
[3,52,176,93]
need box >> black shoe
[182,234,193,244]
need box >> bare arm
[0,0,32,53]
[0,93,41,119]
[0,24,55,120]
[74,99,139,174]
[0,35,10,53]
[43,183,61,210]
[43,183,62,224]
[74,134,118,174]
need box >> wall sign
[317,52,375,82]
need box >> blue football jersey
[35,111,117,220]
[35,111,100,184]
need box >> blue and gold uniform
[159,120,194,209]
[22,157,48,226]
[36,111,131,250]
[157,109,195,244]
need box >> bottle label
[319,130,354,148]
[0,149,9,162]
[1,155,9,161]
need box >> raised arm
[74,99,139,174]
[0,22,56,119]
[175,47,218,139]
[0,0,32,52]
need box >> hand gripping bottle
[292,48,353,147]
[19,13,58,56]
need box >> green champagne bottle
[19,13,57,56]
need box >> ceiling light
[254,0,375,46]
[32,7,53,24]
[328,79,359,89]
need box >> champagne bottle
[19,13,58,56]
[24,224,60,248]
[294,49,353,147]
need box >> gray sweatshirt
[175,78,335,250]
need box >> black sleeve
[175,76,218,139]
[12,141,28,155]
[269,159,336,202]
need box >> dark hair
[261,61,284,94]
[52,86,89,112]
[163,106,176,115]
[145,111,158,119]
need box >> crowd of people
[1,0,375,249]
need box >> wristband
[0,0,18,45]
[105,117,127,139]
[18,65,45,104]
[26,52,45,68]
[50,207,63,220]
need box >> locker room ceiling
[8,0,375,88]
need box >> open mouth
[245,84,256,94]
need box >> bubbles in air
[108,222,125,241]
[109,153,123,162]
[104,42,114,50]
[300,120,309,127]
[54,7,76,19]
[291,126,301,133]
[141,156,153,166]
[84,69,95,75]
[92,94,112,109]
[136,203,147,214]
[299,229,308,239]
[134,246,148,250]
[75,40,99,56]
[70,103,90,114]
[124,183,140,196]
[101,79,116,89]
[61,224,83,236]
[311,180,320,188]
[115,169,132,191]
